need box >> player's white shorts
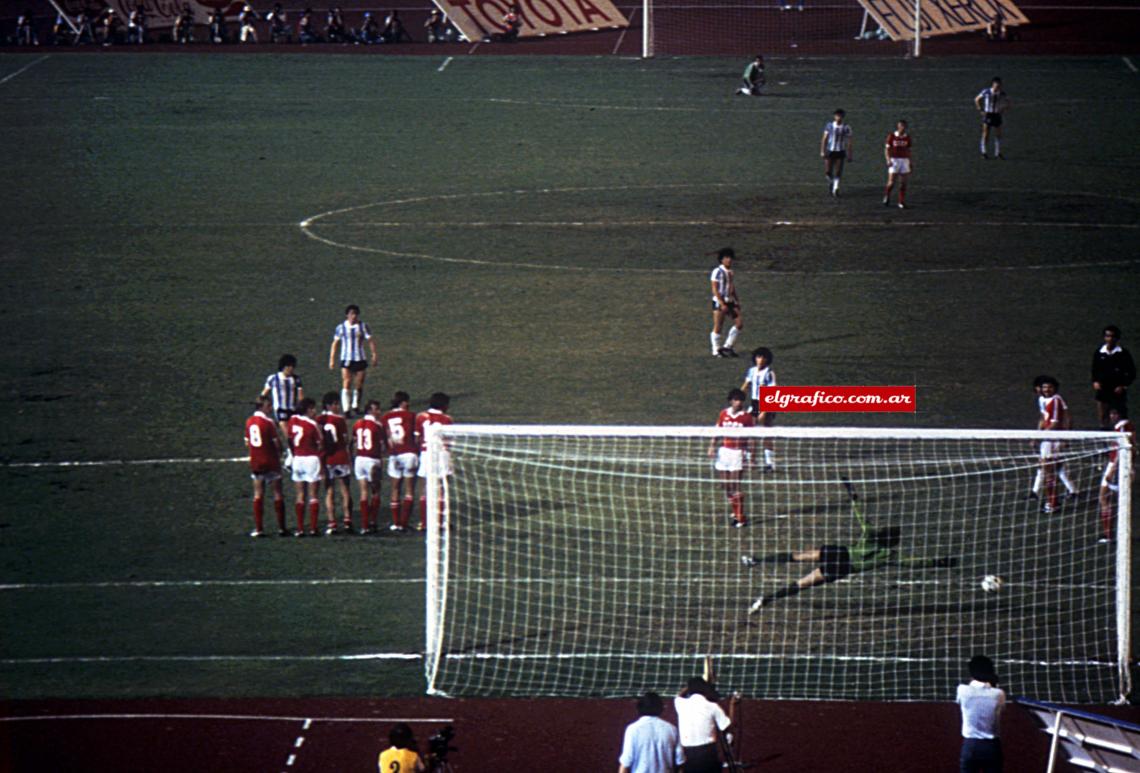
[291,455,322,483]
[354,456,383,482]
[887,157,911,175]
[1101,461,1118,490]
[250,470,282,483]
[1039,440,1062,459]
[417,450,452,478]
[714,446,746,473]
[387,452,419,479]
[325,463,351,480]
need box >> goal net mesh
[424,427,1130,702]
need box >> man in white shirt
[673,678,732,773]
[956,655,1005,773]
[618,692,684,773]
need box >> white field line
[1124,57,1138,74]
[323,219,1140,231]
[0,55,50,86]
[0,713,453,724]
[3,456,246,469]
[437,56,453,72]
[0,578,423,590]
[0,653,422,665]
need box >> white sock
[351,389,360,410]
[764,449,775,466]
[980,139,987,154]
[341,389,351,413]
[994,139,1001,155]
[832,178,840,192]
[1059,467,1076,495]
[1032,469,1043,495]
[725,326,739,349]
[711,332,721,353]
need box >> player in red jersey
[318,393,354,535]
[381,391,418,531]
[287,397,324,536]
[416,392,454,531]
[1037,377,1070,515]
[882,120,912,209]
[244,396,287,537]
[352,400,386,534]
[708,388,756,528]
[1098,407,1136,543]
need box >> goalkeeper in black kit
[743,477,956,613]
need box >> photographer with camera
[674,677,733,773]
[425,725,457,772]
[379,723,425,773]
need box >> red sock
[390,501,400,528]
[419,497,427,527]
[1100,501,1114,540]
[344,499,353,529]
[361,496,371,530]
[295,502,305,532]
[401,496,414,528]
[731,493,746,524]
[252,497,264,532]
[899,185,906,204]
[883,184,893,198]
[308,500,319,533]
[273,498,285,531]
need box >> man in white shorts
[381,391,418,531]
[882,119,912,209]
[351,400,385,533]
[286,398,324,536]
[415,392,454,530]
[1098,406,1135,543]
[708,388,755,528]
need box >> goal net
[424,426,1131,703]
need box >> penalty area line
[3,456,246,469]
[0,54,50,86]
[1125,57,1138,74]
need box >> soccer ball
[981,575,1003,593]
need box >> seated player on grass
[743,477,956,612]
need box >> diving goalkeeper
[742,477,956,613]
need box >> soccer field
[0,52,1137,701]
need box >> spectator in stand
[98,7,119,45]
[172,3,194,43]
[956,655,1005,773]
[73,10,95,44]
[51,13,69,44]
[297,7,320,43]
[239,3,258,42]
[618,691,685,773]
[208,6,228,42]
[15,11,38,45]
[325,7,346,42]
[493,3,521,41]
[1091,325,1135,427]
[127,5,146,43]
[381,9,411,42]
[424,8,445,42]
[267,2,291,42]
[355,11,379,43]
[985,7,1006,40]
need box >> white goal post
[424,425,1132,702]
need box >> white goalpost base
[425,426,1131,702]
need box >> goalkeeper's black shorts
[819,544,852,582]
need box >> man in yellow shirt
[378,723,425,773]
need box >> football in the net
[981,574,1003,593]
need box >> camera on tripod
[426,725,457,772]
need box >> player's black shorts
[983,112,1003,128]
[712,300,740,316]
[275,408,296,422]
[749,404,776,425]
[819,544,852,583]
[827,151,847,161]
[341,360,368,373]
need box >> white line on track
[437,56,453,72]
[0,713,453,723]
[0,55,50,86]
[1124,57,1138,74]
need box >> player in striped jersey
[819,109,853,197]
[1098,407,1135,543]
[709,247,742,358]
[740,347,776,470]
[328,304,378,417]
[974,77,1010,159]
[352,400,385,534]
[262,353,304,468]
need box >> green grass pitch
[0,52,1137,699]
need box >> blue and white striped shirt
[264,372,302,413]
[710,265,736,303]
[977,87,1007,114]
[743,365,776,402]
[333,321,372,364]
[823,121,853,152]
